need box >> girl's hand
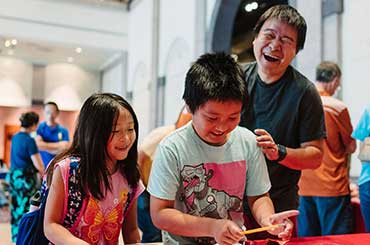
[211,219,244,245]
[266,210,299,240]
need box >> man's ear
[185,104,192,114]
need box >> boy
[148,53,298,244]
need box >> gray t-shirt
[148,123,271,244]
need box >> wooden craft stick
[241,223,284,235]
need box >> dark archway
[210,0,288,62]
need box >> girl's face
[106,107,136,164]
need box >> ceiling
[0,36,120,71]
[0,0,129,71]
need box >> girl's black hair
[19,111,39,128]
[47,93,140,200]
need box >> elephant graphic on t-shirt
[181,164,242,219]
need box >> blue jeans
[298,195,353,237]
[137,190,162,242]
[359,181,370,232]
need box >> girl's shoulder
[55,156,80,169]
[54,156,80,184]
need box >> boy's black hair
[182,52,247,113]
[316,61,341,83]
[47,93,140,200]
[254,4,307,53]
[44,101,59,112]
[19,111,39,128]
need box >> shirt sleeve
[62,128,69,141]
[337,108,354,145]
[147,143,180,200]
[28,137,39,156]
[352,108,370,141]
[245,143,271,196]
[298,84,326,143]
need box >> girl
[44,93,144,244]
[9,111,44,242]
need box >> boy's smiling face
[191,100,242,146]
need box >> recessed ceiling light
[67,57,74,63]
[75,47,82,54]
[245,2,258,12]
[11,39,17,45]
[4,40,11,48]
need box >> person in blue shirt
[8,111,44,242]
[36,101,70,167]
[352,107,370,232]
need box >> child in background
[148,53,298,244]
[44,93,144,244]
[138,106,192,242]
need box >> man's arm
[150,196,244,244]
[35,135,69,154]
[254,129,323,170]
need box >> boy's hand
[211,219,244,245]
[266,210,299,240]
[254,129,279,161]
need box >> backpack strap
[123,186,138,219]
[61,158,86,231]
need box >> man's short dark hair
[316,61,341,83]
[254,5,307,53]
[182,52,247,113]
[44,101,59,111]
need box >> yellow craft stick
[241,223,284,235]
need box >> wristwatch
[276,144,287,162]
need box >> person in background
[298,61,356,236]
[352,107,370,232]
[36,101,69,167]
[148,53,298,245]
[44,93,144,244]
[239,5,326,237]
[137,106,192,242]
[8,111,44,242]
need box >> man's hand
[254,129,279,161]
